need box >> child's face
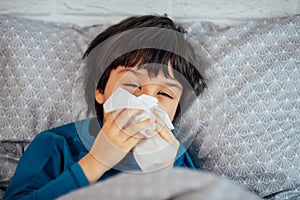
[95,64,183,122]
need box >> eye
[158,91,174,99]
[123,83,141,90]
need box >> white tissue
[103,87,174,136]
[103,87,177,171]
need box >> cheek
[102,80,122,101]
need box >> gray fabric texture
[57,168,262,200]
[0,15,90,142]
[183,15,300,199]
[0,141,28,190]
[0,15,94,191]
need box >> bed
[0,14,299,199]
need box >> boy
[4,15,206,200]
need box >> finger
[122,133,142,151]
[122,117,152,138]
[102,111,152,147]
[141,129,157,138]
[104,109,145,135]
[103,110,122,128]
[112,129,147,152]
[153,111,168,129]
[107,116,152,145]
[114,109,147,130]
[154,115,176,143]
[156,123,175,143]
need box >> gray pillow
[0,15,96,191]
[183,15,300,199]
[0,15,91,142]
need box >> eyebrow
[119,68,182,90]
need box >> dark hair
[83,15,206,121]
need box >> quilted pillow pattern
[0,15,95,192]
[0,15,90,142]
[184,15,300,199]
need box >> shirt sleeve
[4,131,90,200]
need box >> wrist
[78,153,110,184]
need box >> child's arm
[4,132,89,200]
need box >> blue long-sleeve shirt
[4,118,195,200]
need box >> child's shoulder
[35,118,95,146]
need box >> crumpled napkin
[103,87,177,171]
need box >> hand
[147,112,180,168]
[79,109,152,183]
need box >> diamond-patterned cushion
[181,15,300,199]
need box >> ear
[95,89,104,104]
